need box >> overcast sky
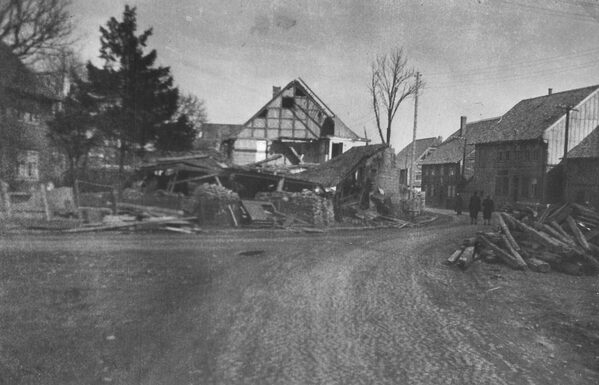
[71,0,599,151]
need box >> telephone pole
[409,71,420,194]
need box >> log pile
[448,203,599,275]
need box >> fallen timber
[447,202,599,276]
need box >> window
[447,185,456,198]
[498,151,503,161]
[431,168,436,176]
[257,109,267,118]
[449,167,455,176]
[16,150,39,181]
[282,97,295,109]
[532,150,539,161]
[531,178,538,198]
[504,151,510,161]
[525,150,530,161]
[515,151,521,161]
[294,87,306,97]
[495,170,509,196]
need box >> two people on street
[455,191,495,225]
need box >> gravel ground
[0,217,598,384]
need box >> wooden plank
[546,203,572,224]
[447,248,464,264]
[478,234,522,269]
[566,216,591,252]
[498,213,520,251]
[228,204,239,227]
[526,257,550,273]
[40,184,51,221]
[172,173,219,186]
[500,234,528,269]
[456,246,476,269]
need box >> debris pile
[448,203,599,275]
[185,183,240,227]
[256,190,334,226]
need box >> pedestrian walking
[469,192,481,225]
[482,195,495,225]
[455,193,463,215]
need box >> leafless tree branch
[369,48,423,145]
[0,0,73,62]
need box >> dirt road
[1,220,598,384]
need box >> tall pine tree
[87,5,179,183]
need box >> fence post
[1,180,11,218]
[40,183,51,221]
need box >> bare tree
[369,48,422,145]
[0,0,73,61]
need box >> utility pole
[409,71,420,194]
[558,104,578,199]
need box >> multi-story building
[471,86,599,206]
[421,117,500,208]
[0,43,64,189]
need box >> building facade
[396,136,441,189]
[421,117,500,208]
[0,43,64,190]
[471,86,599,206]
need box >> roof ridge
[519,84,599,102]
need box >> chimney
[548,88,553,95]
[460,116,467,137]
[272,86,281,97]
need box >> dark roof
[294,144,387,187]
[474,85,599,144]
[201,123,245,141]
[421,118,500,165]
[568,126,599,159]
[396,137,441,169]
[141,150,229,173]
[0,42,59,100]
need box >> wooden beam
[566,216,591,252]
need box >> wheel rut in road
[199,228,526,385]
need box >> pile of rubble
[256,190,334,226]
[185,183,240,227]
[449,203,599,275]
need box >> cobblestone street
[2,218,598,384]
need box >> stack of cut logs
[448,203,599,275]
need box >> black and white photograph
[1,0,599,384]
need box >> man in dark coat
[455,193,463,215]
[469,192,481,224]
[482,195,495,225]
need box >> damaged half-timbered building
[231,78,369,165]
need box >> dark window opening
[282,97,295,109]
[321,117,335,136]
[257,109,267,118]
[331,142,343,158]
[294,87,306,97]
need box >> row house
[230,78,369,165]
[396,136,441,189]
[420,117,500,208]
[0,43,64,190]
[471,85,599,207]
